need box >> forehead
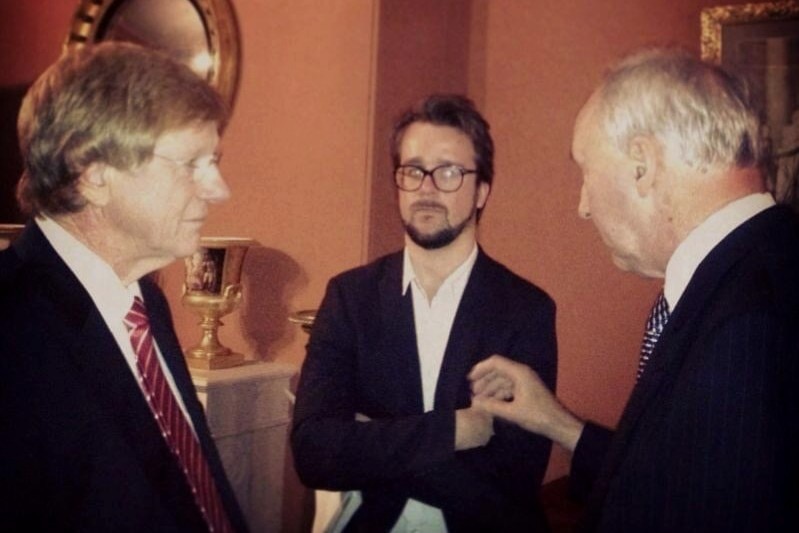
[154,121,220,154]
[571,94,605,163]
[399,122,475,162]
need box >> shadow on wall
[0,84,27,223]
[239,246,308,362]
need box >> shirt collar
[36,216,141,323]
[402,244,479,298]
[664,192,775,309]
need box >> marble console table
[191,361,297,532]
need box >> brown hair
[17,41,227,215]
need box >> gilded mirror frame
[64,0,241,111]
[700,2,799,210]
[701,1,799,61]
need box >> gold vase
[182,237,256,370]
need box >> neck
[52,210,167,286]
[671,166,765,244]
[406,225,477,299]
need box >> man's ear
[628,135,660,198]
[77,162,111,207]
[476,181,491,209]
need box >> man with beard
[291,95,557,532]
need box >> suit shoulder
[0,245,23,285]
[0,250,45,312]
[707,207,799,320]
[479,251,555,309]
[762,207,799,271]
[327,251,402,289]
[745,208,799,302]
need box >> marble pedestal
[191,361,297,532]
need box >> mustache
[410,200,447,212]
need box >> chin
[611,253,636,273]
[611,254,660,279]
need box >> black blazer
[0,223,248,532]
[571,205,799,532]
[291,248,557,532]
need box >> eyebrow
[399,158,461,167]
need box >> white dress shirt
[664,192,775,310]
[36,217,194,428]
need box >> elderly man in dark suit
[291,95,557,532]
[470,48,799,532]
[0,42,247,532]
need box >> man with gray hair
[470,48,799,531]
[0,42,247,531]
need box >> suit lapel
[377,253,424,414]
[74,309,168,444]
[433,250,487,410]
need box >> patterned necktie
[124,296,233,533]
[637,290,670,380]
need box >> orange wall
[0,0,754,527]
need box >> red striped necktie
[124,296,233,533]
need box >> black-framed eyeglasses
[393,164,477,192]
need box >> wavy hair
[17,41,227,216]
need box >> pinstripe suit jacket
[571,205,799,532]
[0,223,248,532]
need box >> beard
[403,200,477,250]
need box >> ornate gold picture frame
[701,2,799,208]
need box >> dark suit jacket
[291,248,557,532]
[0,223,248,532]
[570,205,799,532]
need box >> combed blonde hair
[17,41,227,215]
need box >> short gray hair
[595,47,767,173]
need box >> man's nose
[196,166,231,203]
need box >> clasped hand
[469,354,584,451]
